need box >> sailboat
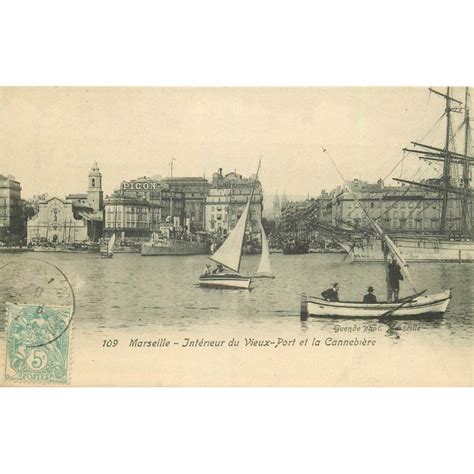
[101,233,116,258]
[301,150,452,319]
[345,87,474,263]
[254,221,275,278]
[199,160,273,288]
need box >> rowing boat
[301,289,451,319]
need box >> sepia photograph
[1,3,472,474]
[0,86,472,386]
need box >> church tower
[273,193,281,220]
[87,162,103,211]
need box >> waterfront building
[319,178,469,235]
[162,177,211,231]
[104,176,185,240]
[27,197,100,243]
[0,174,23,242]
[26,163,105,243]
[205,168,263,240]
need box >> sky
[0,87,468,200]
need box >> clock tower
[87,162,104,211]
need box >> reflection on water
[0,253,472,346]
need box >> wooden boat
[199,159,273,289]
[198,273,252,289]
[100,233,116,258]
[301,289,451,319]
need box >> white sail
[209,199,251,273]
[382,233,417,292]
[347,194,417,292]
[107,233,116,255]
[329,165,417,293]
[256,221,274,277]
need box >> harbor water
[0,252,472,348]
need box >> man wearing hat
[363,286,377,304]
[321,283,340,302]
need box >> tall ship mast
[345,87,474,263]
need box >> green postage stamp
[4,303,73,384]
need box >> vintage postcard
[0,87,472,386]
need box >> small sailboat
[254,221,275,278]
[199,160,265,289]
[101,233,116,258]
[301,149,452,319]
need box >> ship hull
[344,238,474,263]
[282,242,309,255]
[199,273,251,289]
[141,240,208,256]
[301,289,451,319]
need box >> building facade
[162,177,211,231]
[104,177,185,240]
[0,174,23,242]
[27,197,94,244]
[87,162,104,212]
[320,179,469,235]
[205,169,263,240]
[26,163,105,244]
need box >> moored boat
[142,235,208,256]
[341,236,474,263]
[282,240,309,254]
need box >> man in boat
[321,283,339,302]
[363,286,377,304]
[387,259,403,302]
[202,264,211,276]
[212,263,224,274]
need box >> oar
[378,289,427,320]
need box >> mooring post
[300,293,308,321]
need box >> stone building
[205,169,263,240]
[26,163,105,244]
[103,177,185,240]
[162,177,211,231]
[0,174,23,242]
[319,178,469,235]
[27,197,100,243]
